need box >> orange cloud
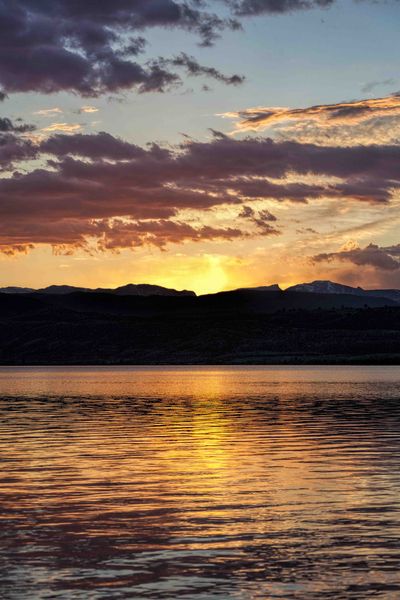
[41,123,82,133]
[225,94,400,133]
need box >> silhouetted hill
[97,284,196,297]
[0,286,35,294]
[0,293,45,317]
[287,280,365,295]
[0,283,196,297]
[1,288,400,364]
[39,285,89,294]
[1,289,396,319]
[198,289,398,313]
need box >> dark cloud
[361,78,396,94]
[239,204,280,234]
[176,136,400,194]
[0,117,35,133]
[96,219,246,251]
[313,243,400,271]
[0,0,241,97]
[40,132,147,160]
[384,244,400,258]
[0,133,38,170]
[1,131,399,253]
[119,37,147,57]
[225,0,386,17]
[0,0,383,98]
[163,53,245,85]
[225,0,334,16]
[0,213,248,255]
[0,117,37,170]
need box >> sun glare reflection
[1,367,400,598]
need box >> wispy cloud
[224,94,400,134]
[78,106,99,114]
[158,53,245,86]
[361,79,396,94]
[41,123,82,134]
[34,108,63,117]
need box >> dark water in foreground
[1,366,400,599]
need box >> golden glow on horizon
[2,189,400,295]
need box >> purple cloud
[1,130,399,254]
[0,0,384,98]
[313,243,400,271]
[0,0,242,96]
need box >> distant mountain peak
[40,285,90,294]
[254,284,282,292]
[286,280,365,295]
[109,283,196,297]
[235,283,282,292]
[283,280,400,304]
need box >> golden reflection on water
[1,366,400,599]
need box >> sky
[1,0,400,294]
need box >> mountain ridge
[0,283,196,297]
[1,279,399,304]
[285,280,400,304]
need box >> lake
[1,366,400,599]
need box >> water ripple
[1,366,400,599]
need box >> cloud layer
[0,128,399,254]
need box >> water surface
[1,366,400,599]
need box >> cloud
[361,79,396,94]
[41,123,82,133]
[224,0,389,18]
[96,219,247,252]
[0,133,38,170]
[225,94,400,133]
[0,117,35,133]
[33,108,63,117]
[225,0,334,16]
[0,0,383,98]
[1,131,400,254]
[270,115,400,147]
[0,215,249,256]
[239,204,280,234]
[40,132,147,160]
[161,53,245,85]
[78,106,99,114]
[312,243,400,271]
[0,117,37,170]
[0,0,241,97]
